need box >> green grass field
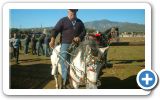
[119,37,145,42]
[10,37,145,89]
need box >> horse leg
[99,47,109,68]
[51,65,59,89]
[51,53,59,89]
[54,75,58,89]
[58,74,63,89]
[86,77,98,89]
[72,80,79,89]
[86,69,98,89]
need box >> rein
[52,48,85,75]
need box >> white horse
[50,38,108,89]
[50,27,119,89]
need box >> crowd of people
[10,29,52,64]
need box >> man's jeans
[13,47,19,64]
[24,44,29,54]
[44,44,51,57]
[60,43,71,84]
[37,42,44,56]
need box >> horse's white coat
[50,44,107,89]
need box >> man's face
[68,10,77,21]
[14,33,17,38]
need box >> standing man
[43,29,51,57]
[37,33,45,56]
[10,33,21,64]
[49,9,86,88]
[31,33,37,55]
[24,34,30,55]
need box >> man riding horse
[49,9,86,89]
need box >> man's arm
[49,29,56,48]
[78,22,86,41]
[49,18,63,48]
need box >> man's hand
[73,37,81,43]
[49,37,55,48]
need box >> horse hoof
[62,85,67,89]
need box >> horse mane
[70,37,99,62]
[103,27,119,34]
[81,39,99,60]
[103,28,111,34]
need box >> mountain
[12,19,144,33]
[84,19,145,33]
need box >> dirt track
[10,53,143,89]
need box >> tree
[86,28,96,33]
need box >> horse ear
[115,27,119,31]
[111,27,115,31]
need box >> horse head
[81,34,104,88]
[103,27,119,43]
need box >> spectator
[9,35,14,59]
[44,30,51,57]
[37,33,45,56]
[31,33,37,55]
[24,34,30,54]
[10,33,21,64]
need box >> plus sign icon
[137,69,158,90]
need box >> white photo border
[3,2,151,95]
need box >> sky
[10,9,145,28]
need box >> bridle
[68,37,102,86]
